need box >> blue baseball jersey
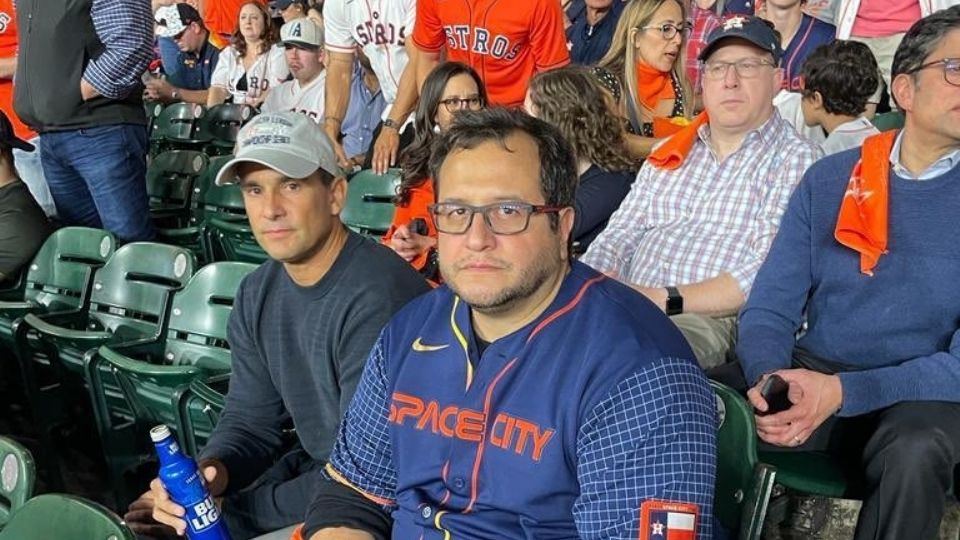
[324,261,717,539]
[782,14,836,92]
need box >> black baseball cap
[272,0,307,9]
[0,111,33,152]
[699,15,783,65]
[154,3,203,38]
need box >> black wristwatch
[382,118,399,130]
[665,286,683,316]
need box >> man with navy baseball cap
[126,111,429,539]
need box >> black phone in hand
[757,374,792,416]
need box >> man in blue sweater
[735,6,960,539]
[126,112,430,539]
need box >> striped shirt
[84,0,154,100]
[582,111,822,297]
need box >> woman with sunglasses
[598,0,695,159]
[383,62,487,277]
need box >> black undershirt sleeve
[301,472,392,540]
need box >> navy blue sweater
[738,150,960,417]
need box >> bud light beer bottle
[151,425,232,540]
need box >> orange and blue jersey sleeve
[530,0,571,72]
[412,0,446,52]
[573,357,717,539]
[322,333,399,509]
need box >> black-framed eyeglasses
[701,58,776,80]
[911,58,960,87]
[427,201,565,235]
[639,22,690,40]
[438,96,483,113]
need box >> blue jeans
[40,124,155,241]
[14,136,56,218]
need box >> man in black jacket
[13,0,155,242]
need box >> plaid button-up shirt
[582,111,823,297]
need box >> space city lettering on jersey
[389,391,555,462]
[355,13,407,47]
[442,25,521,61]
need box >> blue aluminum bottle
[151,425,232,540]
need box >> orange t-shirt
[0,0,36,141]
[382,180,437,271]
[412,0,570,108]
[202,0,249,44]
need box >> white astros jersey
[323,0,415,106]
[261,70,327,122]
[210,44,290,105]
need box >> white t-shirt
[211,44,290,105]
[323,0,415,107]
[261,70,327,123]
[773,90,827,148]
[822,116,879,156]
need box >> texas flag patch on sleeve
[638,500,699,540]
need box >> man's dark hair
[892,5,960,80]
[428,107,578,231]
[800,41,880,117]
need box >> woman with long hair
[524,66,636,251]
[208,0,288,107]
[598,0,694,159]
[383,62,487,273]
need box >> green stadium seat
[341,169,401,239]
[11,243,195,495]
[173,374,229,458]
[150,102,208,153]
[147,150,210,219]
[197,103,257,156]
[0,494,135,540]
[0,436,35,528]
[871,111,904,132]
[0,227,115,351]
[712,381,776,540]
[86,262,255,503]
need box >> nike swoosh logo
[412,337,449,352]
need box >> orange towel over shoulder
[646,111,709,170]
[834,129,897,276]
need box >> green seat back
[87,243,197,344]
[197,104,257,151]
[152,102,207,145]
[341,169,401,237]
[0,228,115,342]
[0,437,35,527]
[0,494,134,540]
[871,111,904,132]
[206,216,269,263]
[197,156,247,218]
[174,375,229,457]
[165,261,257,370]
[147,150,209,214]
[758,450,850,498]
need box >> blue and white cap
[215,111,340,185]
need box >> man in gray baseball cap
[128,111,430,538]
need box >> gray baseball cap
[215,111,340,186]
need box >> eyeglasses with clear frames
[439,96,483,113]
[638,22,691,40]
[911,58,960,87]
[427,201,565,235]
[701,58,776,80]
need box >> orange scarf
[636,61,676,111]
[834,130,897,276]
[646,111,709,170]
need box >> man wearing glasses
[582,15,822,369]
[299,108,717,540]
[150,3,221,105]
[733,7,960,538]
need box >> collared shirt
[890,130,960,180]
[84,0,154,100]
[821,116,877,156]
[566,0,625,65]
[167,36,221,91]
[341,64,387,158]
[686,5,720,91]
[582,111,823,296]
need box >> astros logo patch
[639,500,698,540]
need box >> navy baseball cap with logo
[272,0,306,9]
[0,111,33,152]
[698,15,783,65]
